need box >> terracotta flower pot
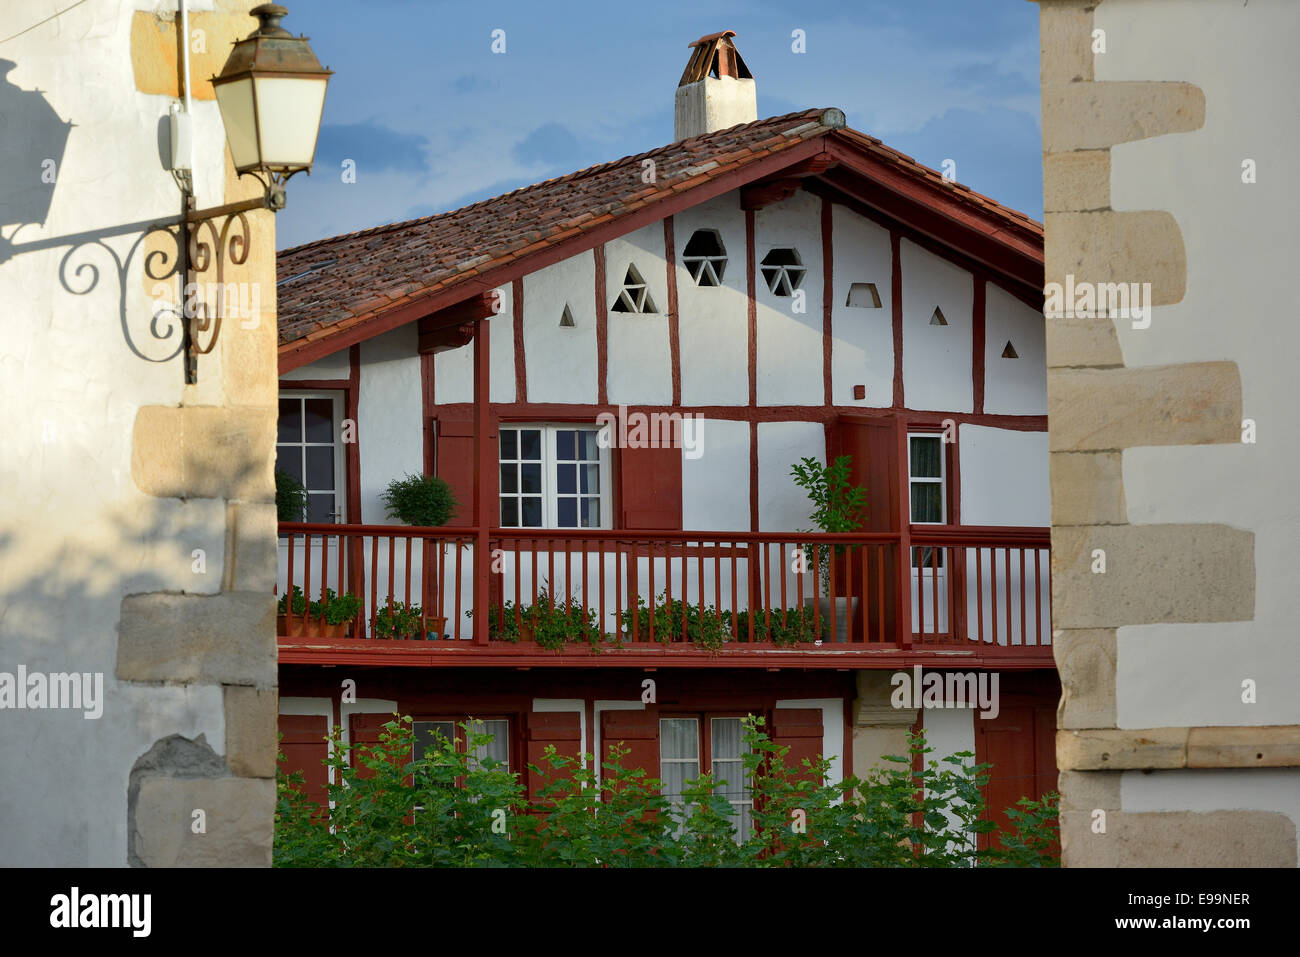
[420,615,449,640]
[277,615,352,639]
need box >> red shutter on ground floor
[434,416,476,527]
[526,710,584,804]
[278,713,330,808]
[618,444,682,530]
[976,703,1059,852]
[770,708,824,784]
[600,708,660,795]
[349,712,398,780]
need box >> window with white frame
[908,432,946,568]
[659,715,753,843]
[498,426,610,529]
[277,391,345,523]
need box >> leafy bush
[731,606,827,645]
[277,585,307,616]
[381,473,458,527]
[374,599,423,639]
[274,716,1060,868]
[275,469,309,522]
[481,590,604,651]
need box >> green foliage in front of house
[274,715,1059,868]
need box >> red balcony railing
[276,524,1051,660]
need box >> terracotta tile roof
[277,108,1042,351]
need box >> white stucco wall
[280,349,349,381]
[675,194,749,406]
[959,426,1050,527]
[523,254,597,404]
[682,418,750,530]
[830,205,894,407]
[0,0,242,865]
[432,284,512,405]
[983,283,1046,415]
[754,190,824,406]
[757,421,825,531]
[1093,0,1300,731]
[358,324,423,523]
[605,223,672,405]
[900,239,973,412]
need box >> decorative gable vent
[611,264,657,314]
[559,304,575,327]
[846,282,881,308]
[930,307,948,326]
[760,247,805,296]
[1001,340,1019,358]
[682,229,727,286]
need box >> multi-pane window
[277,392,344,522]
[413,718,509,770]
[499,426,608,529]
[682,229,727,286]
[659,715,753,842]
[908,433,946,567]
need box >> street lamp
[211,2,332,210]
[177,3,331,382]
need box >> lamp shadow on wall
[0,57,193,369]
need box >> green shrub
[731,605,827,645]
[275,469,309,522]
[620,593,731,651]
[381,473,458,527]
[790,455,868,596]
[273,716,1060,869]
[277,585,307,616]
[309,588,361,626]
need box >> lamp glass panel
[213,77,259,169]
[253,76,327,167]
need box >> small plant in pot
[278,586,359,638]
[790,455,867,644]
[381,473,458,527]
[373,599,424,640]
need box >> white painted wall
[1093,0,1300,732]
[830,205,894,407]
[675,194,749,406]
[756,421,825,531]
[605,223,672,405]
[432,284,512,405]
[901,239,973,412]
[960,426,1050,527]
[755,190,824,406]
[280,349,349,381]
[983,283,1046,415]
[358,324,423,523]
[523,255,597,404]
[0,0,245,865]
[682,418,750,530]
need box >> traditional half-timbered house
[274,32,1056,838]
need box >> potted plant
[791,455,867,643]
[381,473,458,527]
[277,586,359,638]
[374,599,424,640]
[275,469,309,522]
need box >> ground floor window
[414,717,510,771]
[659,714,753,841]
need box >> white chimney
[674,31,757,140]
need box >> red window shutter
[278,713,330,808]
[349,712,397,780]
[619,445,682,530]
[434,416,475,527]
[770,708,824,783]
[526,711,584,804]
[600,708,660,791]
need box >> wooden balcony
[276,523,1053,669]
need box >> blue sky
[276,0,1042,250]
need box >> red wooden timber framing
[890,231,904,409]
[972,277,987,415]
[821,198,834,407]
[664,217,682,407]
[473,319,492,644]
[594,244,609,406]
[512,278,527,403]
